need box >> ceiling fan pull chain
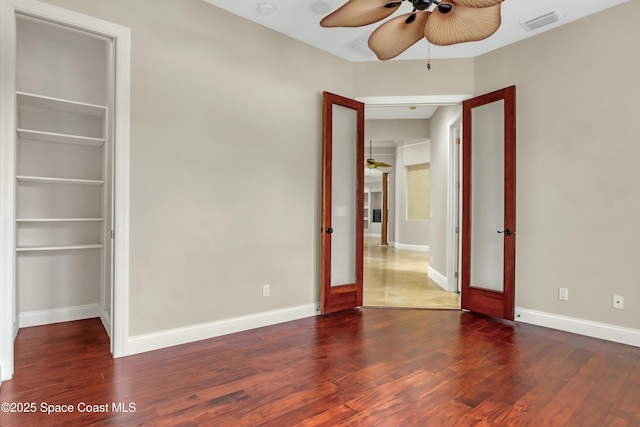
[426,19,431,70]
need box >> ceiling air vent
[346,32,375,58]
[521,10,561,32]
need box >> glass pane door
[470,100,505,292]
[330,104,358,287]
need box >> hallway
[363,237,460,309]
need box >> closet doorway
[0,0,131,382]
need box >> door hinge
[456,137,461,145]
[455,272,459,279]
[111,230,114,239]
[456,182,460,190]
[455,227,459,234]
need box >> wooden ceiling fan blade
[373,161,392,167]
[450,0,503,8]
[368,12,430,60]
[425,2,501,46]
[320,0,401,28]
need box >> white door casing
[447,111,462,293]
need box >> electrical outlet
[559,288,568,301]
[263,284,270,297]
[613,295,624,309]
[430,256,434,265]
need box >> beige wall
[41,0,352,335]
[36,0,640,337]
[475,1,640,329]
[428,105,461,275]
[353,58,474,97]
[365,119,429,142]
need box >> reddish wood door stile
[320,92,364,314]
[461,86,516,320]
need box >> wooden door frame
[460,86,516,320]
[320,92,364,314]
[0,0,131,381]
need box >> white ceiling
[366,104,438,120]
[202,0,628,62]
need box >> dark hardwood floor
[1,309,639,426]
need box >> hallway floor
[363,237,461,309]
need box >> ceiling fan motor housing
[438,3,453,13]
[412,0,437,11]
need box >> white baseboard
[19,303,102,328]
[394,243,429,252]
[100,310,112,338]
[515,308,640,348]
[428,266,449,291]
[365,233,381,238]
[125,304,317,356]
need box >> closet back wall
[15,16,112,326]
[17,18,107,104]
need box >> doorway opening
[356,96,469,310]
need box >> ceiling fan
[321,0,505,60]
[366,140,392,169]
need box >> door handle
[326,228,334,234]
[497,229,513,236]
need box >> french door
[320,92,364,314]
[461,86,516,320]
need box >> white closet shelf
[17,91,106,117]
[17,128,105,147]
[16,243,103,252]
[16,218,105,222]
[16,175,104,185]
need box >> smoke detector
[257,1,275,15]
[311,2,331,15]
